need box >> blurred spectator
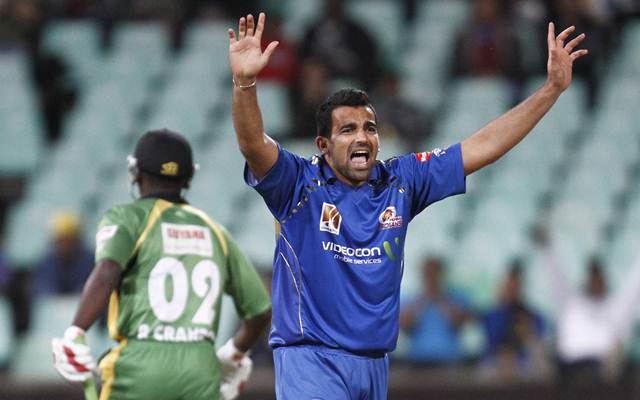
[399,257,473,364]
[0,1,75,143]
[536,230,640,384]
[479,261,550,380]
[208,0,260,19]
[258,12,298,86]
[291,58,330,138]
[32,211,93,297]
[510,0,549,75]
[454,0,524,82]
[300,0,378,89]
[32,52,77,143]
[0,0,43,52]
[0,247,9,295]
[370,69,432,152]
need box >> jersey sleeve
[223,230,272,320]
[402,143,466,218]
[95,206,137,269]
[244,145,306,221]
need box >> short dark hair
[315,88,375,138]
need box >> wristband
[232,77,257,90]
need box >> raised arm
[533,226,573,307]
[461,23,588,176]
[52,259,121,384]
[228,12,280,179]
[541,244,573,307]
[609,254,640,342]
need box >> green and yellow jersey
[95,197,271,344]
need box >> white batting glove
[217,338,253,400]
[51,326,96,382]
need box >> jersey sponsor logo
[96,225,118,252]
[415,151,431,162]
[319,202,342,235]
[383,237,402,261]
[322,241,383,265]
[161,161,179,176]
[378,206,403,230]
[161,223,213,257]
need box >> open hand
[228,12,279,86]
[546,23,588,92]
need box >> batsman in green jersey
[52,130,272,400]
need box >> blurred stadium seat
[0,53,43,176]
[12,296,112,380]
[347,0,403,61]
[0,297,12,367]
[42,20,102,85]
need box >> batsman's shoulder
[99,201,149,230]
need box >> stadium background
[0,0,639,398]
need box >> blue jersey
[245,143,466,353]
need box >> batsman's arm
[72,260,121,330]
[229,12,280,179]
[232,309,272,352]
[461,23,588,176]
[52,260,120,391]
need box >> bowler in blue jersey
[228,12,588,399]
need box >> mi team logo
[379,206,403,230]
[320,202,342,235]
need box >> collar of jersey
[317,155,383,187]
[141,192,188,204]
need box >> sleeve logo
[319,202,342,235]
[415,151,431,162]
[96,225,118,252]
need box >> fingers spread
[556,25,576,47]
[247,14,255,36]
[564,33,586,53]
[228,28,236,44]
[255,12,266,41]
[547,22,555,50]
[571,49,589,60]
[239,17,246,39]
[262,41,279,62]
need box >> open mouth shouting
[350,149,371,169]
